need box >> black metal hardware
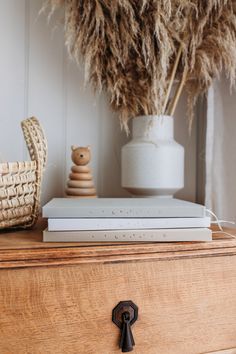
[112,301,138,352]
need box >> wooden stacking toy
[66,145,97,198]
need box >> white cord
[211,220,235,225]
[206,208,236,239]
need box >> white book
[43,228,212,242]
[48,216,211,231]
[43,198,206,219]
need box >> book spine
[43,207,205,218]
[43,228,212,242]
[48,217,211,231]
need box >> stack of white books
[42,198,212,242]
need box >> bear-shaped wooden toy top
[66,145,97,198]
[71,145,91,166]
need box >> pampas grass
[44,0,236,131]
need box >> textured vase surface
[121,115,184,197]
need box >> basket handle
[21,117,47,170]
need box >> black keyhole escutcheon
[112,301,138,352]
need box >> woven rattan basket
[0,117,47,229]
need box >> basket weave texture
[0,117,47,229]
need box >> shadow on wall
[96,95,130,197]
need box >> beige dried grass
[44,0,236,132]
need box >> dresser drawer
[1,252,236,354]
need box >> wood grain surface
[0,220,236,269]
[1,255,236,353]
[1,222,236,353]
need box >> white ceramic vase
[121,115,184,197]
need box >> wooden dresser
[0,223,236,354]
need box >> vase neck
[132,115,174,139]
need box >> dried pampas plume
[44,0,236,132]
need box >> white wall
[0,0,197,205]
